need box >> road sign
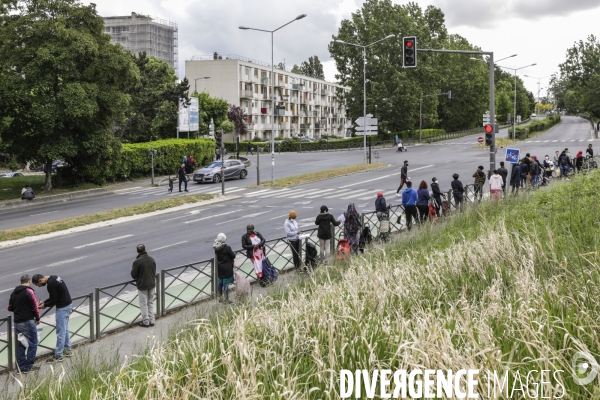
[355,117,378,127]
[355,126,378,132]
[505,148,520,163]
[477,137,484,143]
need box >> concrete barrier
[0,188,111,213]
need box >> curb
[0,194,243,250]
[0,188,112,214]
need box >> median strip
[253,163,389,188]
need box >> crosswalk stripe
[323,189,353,198]
[267,188,311,198]
[339,189,372,200]
[305,189,337,198]
[272,188,324,198]
[244,189,274,197]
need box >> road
[0,116,593,317]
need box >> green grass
[14,172,600,399]
[0,175,99,202]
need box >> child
[168,176,174,193]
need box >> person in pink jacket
[489,170,504,201]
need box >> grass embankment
[254,163,388,188]
[17,172,600,399]
[0,175,100,202]
[0,194,213,242]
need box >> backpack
[560,155,567,166]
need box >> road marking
[112,187,143,193]
[161,209,206,222]
[215,211,270,226]
[579,139,584,142]
[129,196,149,200]
[570,140,575,142]
[305,189,337,198]
[244,189,273,197]
[339,173,396,188]
[410,164,435,172]
[47,256,88,267]
[269,214,289,220]
[30,210,59,217]
[184,210,237,224]
[552,140,558,142]
[153,241,188,251]
[226,187,246,193]
[323,189,353,198]
[74,235,134,249]
[0,288,13,294]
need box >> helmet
[377,192,383,197]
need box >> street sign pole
[363,47,367,165]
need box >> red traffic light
[406,40,413,48]
[484,124,493,133]
[215,131,222,138]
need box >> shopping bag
[234,269,252,302]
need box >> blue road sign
[505,148,520,163]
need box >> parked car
[193,160,247,183]
[300,138,314,143]
[530,113,537,118]
[0,172,24,178]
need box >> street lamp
[193,77,210,139]
[469,53,517,64]
[523,75,551,117]
[334,34,396,165]
[239,14,307,185]
[496,64,536,139]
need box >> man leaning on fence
[32,274,72,363]
[8,274,41,373]
[131,244,156,328]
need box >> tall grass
[17,172,600,399]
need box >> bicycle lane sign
[505,148,520,163]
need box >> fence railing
[0,186,494,373]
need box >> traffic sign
[355,126,378,132]
[355,117,378,127]
[355,130,378,136]
[477,137,484,143]
[505,148,520,163]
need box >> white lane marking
[305,189,337,198]
[269,214,289,220]
[153,241,188,251]
[590,139,595,141]
[410,164,435,172]
[215,211,270,226]
[129,196,149,200]
[0,288,12,294]
[552,140,558,142]
[184,210,237,224]
[339,173,396,188]
[579,139,585,142]
[323,189,353,198]
[570,140,576,142]
[113,186,143,193]
[226,187,246,193]
[543,140,549,142]
[270,188,311,198]
[74,235,134,249]
[30,210,59,217]
[244,189,273,197]
[47,256,88,267]
[339,189,372,200]
[161,209,206,222]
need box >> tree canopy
[291,56,325,80]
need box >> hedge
[509,115,561,139]
[113,139,215,180]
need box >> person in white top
[284,210,302,269]
[489,170,504,201]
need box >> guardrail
[0,185,493,373]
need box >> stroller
[304,241,318,269]
[378,213,390,242]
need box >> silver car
[193,160,247,183]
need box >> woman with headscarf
[213,233,236,304]
[343,203,361,254]
[241,224,266,278]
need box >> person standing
[575,151,584,172]
[553,151,561,176]
[8,274,41,373]
[431,177,443,217]
[284,211,301,269]
[472,166,486,201]
[177,163,188,192]
[497,162,509,194]
[489,170,503,201]
[213,233,236,304]
[416,180,431,223]
[315,205,341,262]
[558,150,572,179]
[130,244,156,328]
[450,173,464,211]
[543,155,553,180]
[396,160,409,196]
[401,181,418,230]
[242,225,266,278]
[375,192,388,221]
[343,203,361,254]
[530,156,542,188]
[510,161,522,194]
[32,274,72,363]
[586,144,594,158]
[519,158,529,188]
[246,141,253,156]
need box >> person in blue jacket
[401,181,418,230]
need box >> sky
[85,0,600,100]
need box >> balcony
[300,123,310,129]
[261,77,270,85]
[321,89,327,95]
[275,80,285,87]
[251,76,259,83]
[314,123,322,129]
[241,90,254,98]
[275,108,286,116]
[292,83,304,90]
[245,123,255,130]
[290,96,299,103]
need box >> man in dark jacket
[32,274,72,363]
[510,161,522,194]
[213,233,236,304]
[451,173,464,211]
[431,177,443,217]
[8,274,41,373]
[498,162,509,194]
[315,205,341,261]
[558,150,573,179]
[177,163,188,192]
[375,192,388,221]
[131,244,156,327]
[396,160,409,195]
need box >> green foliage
[193,92,229,136]
[112,139,215,180]
[509,114,561,138]
[0,0,139,189]
[291,55,325,79]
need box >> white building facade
[185,54,352,141]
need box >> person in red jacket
[8,274,41,373]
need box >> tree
[193,92,229,136]
[0,0,138,190]
[227,105,248,137]
[291,56,325,79]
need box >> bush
[508,115,561,139]
[112,139,215,180]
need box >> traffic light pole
[418,48,496,172]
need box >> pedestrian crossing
[112,184,247,198]
[243,187,392,202]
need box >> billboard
[179,98,199,132]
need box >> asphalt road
[0,116,592,317]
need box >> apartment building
[185,54,351,141]
[103,12,178,71]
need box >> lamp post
[239,14,307,184]
[523,75,551,118]
[495,64,537,139]
[193,77,210,139]
[334,34,396,165]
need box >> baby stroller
[378,214,390,242]
[304,241,318,269]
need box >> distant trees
[291,56,325,79]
